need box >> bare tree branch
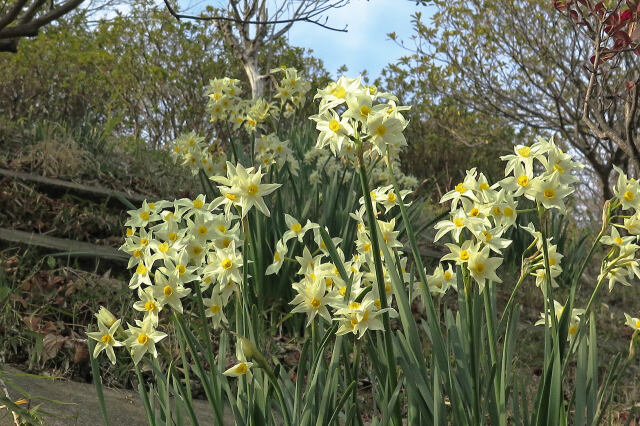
[0,0,84,52]
[162,0,348,33]
[0,0,29,31]
[162,0,349,99]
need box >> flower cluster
[89,163,280,365]
[206,67,310,133]
[271,66,311,117]
[170,132,227,177]
[271,189,423,338]
[255,133,300,175]
[431,136,583,296]
[310,76,409,159]
[609,166,640,328]
[206,77,273,132]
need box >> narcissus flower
[434,208,485,242]
[366,110,407,156]
[266,239,288,275]
[442,240,475,265]
[223,361,255,378]
[123,318,167,365]
[290,278,332,326]
[500,143,545,176]
[530,171,574,213]
[95,306,118,328]
[601,227,637,252]
[282,214,319,243]
[203,242,243,285]
[126,200,161,228]
[425,263,457,295]
[467,245,503,291]
[334,293,397,339]
[535,300,584,342]
[624,313,640,331]
[133,287,163,326]
[309,110,354,155]
[499,163,536,200]
[152,273,191,314]
[614,165,640,211]
[473,227,512,254]
[211,162,281,218]
[87,319,123,364]
[440,168,479,209]
[203,293,228,328]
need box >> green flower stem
[385,154,448,365]
[484,281,506,426]
[199,168,217,197]
[134,362,156,426]
[240,337,292,426]
[538,204,559,334]
[198,169,210,198]
[571,200,616,298]
[241,216,255,316]
[225,121,240,163]
[356,151,401,426]
[497,269,529,331]
[311,317,317,362]
[352,338,364,426]
[561,201,612,371]
[573,263,613,336]
[87,327,111,426]
[191,285,224,422]
[538,203,562,415]
[177,331,193,403]
[285,163,301,207]
[173,313,224,426]
[561,271,609,375]
[206,170,218,196]
[463,266,481,424]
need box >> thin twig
[162,0,348,32]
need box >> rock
[0,366,232,425]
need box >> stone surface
[0,366,231,425]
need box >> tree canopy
[402,0,639,200]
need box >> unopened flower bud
[95,307,117,328]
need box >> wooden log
[0,167,149,208]
[0,228,127,262]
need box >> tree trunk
[243,53,264,100]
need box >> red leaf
[570,9,580,21]
[620,9,633,21]
[554,0,569,12]
[613,30,632,49]
[604,12,620,27]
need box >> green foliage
[0,0,330,150]
[401,0,638,200]
[379,46,523,202]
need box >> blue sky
[180,0,426,80]
[286,0,425,79]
